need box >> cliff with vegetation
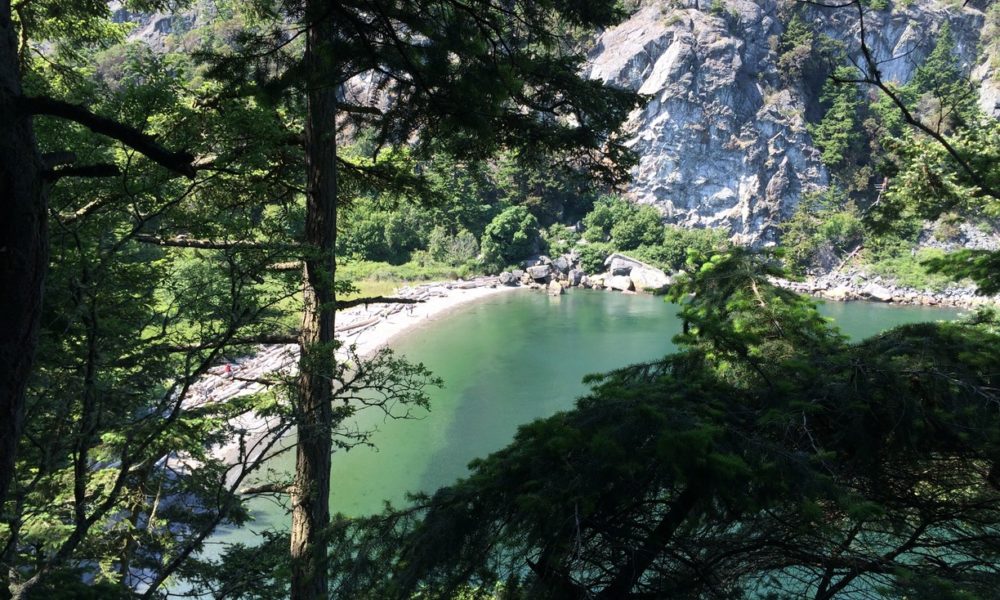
[588,0,999,245]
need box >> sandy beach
[337,281,520,359]
[181,280,522,471]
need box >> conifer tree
[200,1,639,597]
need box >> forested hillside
[108,0,1000,290]
[1,0,1000,598]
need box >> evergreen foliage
[808,67,866,173]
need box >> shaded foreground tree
[0,0,202,515]
[2,3,440,598]
[293,251,1000,599]
[203,1,640,597]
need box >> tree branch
[239,482,294,495]
[337,101,383,116]
[44,163,121,182]
[335,296,423,310]
[20,95,197,178]
[133,234,285,250]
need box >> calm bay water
[208,289,962,548]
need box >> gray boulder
[527,264,552,281]
[498,272,517,286]
[606,275,634,292]
[552,256,570,274]
[547,280,564,296]
[863,283,894,303]
[629,266,671,292]
[604,253,644,275]
[568,269,584,287]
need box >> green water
[208,290,962,548]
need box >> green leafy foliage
[480,206,541,272]
[577,242,615,273]
[582,196,663,250]
[630,225,731,273]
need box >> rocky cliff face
[586,0,998,245]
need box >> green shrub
[582,196,664,250]
[781,191,864,272]
[577,242,614,274]
[541,225,580,257]
[339,259,472,283]
[610,205,664,250]
[866,247,961,291]
[632,226,731,272]
[480,206,541,272]
[582,196,632,242]
[428,226,479,266]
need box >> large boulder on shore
[604,253,645,275]
[606,275,634,292]
[527,264,552,281]
[630,266,671,292]
[552,256,570,274]
[862,283,894,302]
[822,286,852,302]
[547,280,564,296]
[568,269,584,287]
[498,272,517,286]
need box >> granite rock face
[586,0,998,245]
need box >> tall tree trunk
[0,0,44,514]
[290,5,337,599]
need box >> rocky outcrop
[773,269,1000,308]
[587,0,998,245]
[501,251,673,295]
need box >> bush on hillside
[577,242,614,274]
[480,206,540,271]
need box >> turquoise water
[207,290,962,549]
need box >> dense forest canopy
[1,0,999,598]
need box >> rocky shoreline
[496,250,998,310]
[771,269,999,310]
[497,252,672,296]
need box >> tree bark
[596,485,701,599]
[0,0,44,515]
[290,4,338,599]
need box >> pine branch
[20,95,197,178]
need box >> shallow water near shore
[205,290,962,553]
